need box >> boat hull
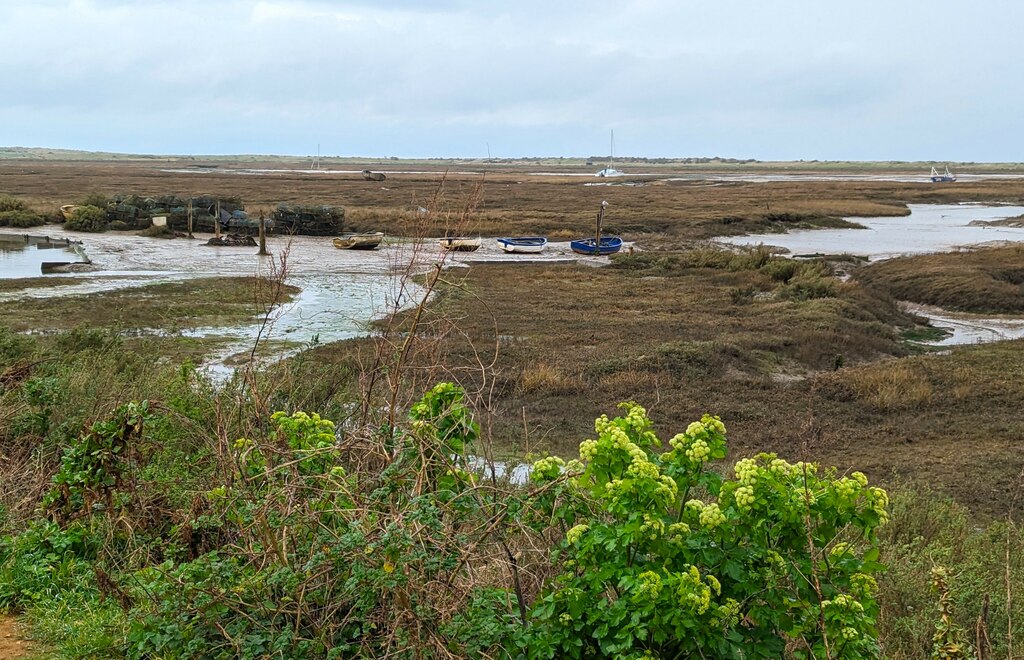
[570,236,623,256]
[497,236,547,253]
[333,232,384,250]
[931,176,957,183]
[440,237,482,252]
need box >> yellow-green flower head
[595,414,611,434]
[566,524,590,545]
[734,458,759,485]
[705,574,721,596]
[685,438,711,463]
[685,499,705,513]
[633,570,663,602]
[640,513,666,539]
[668,433,688,451]
[827,594,865,613]
[851,573,878,597]
[676,565,712,614]
[627,459,660,480]
[666,522,691,546]
[699,503,726,529]
[734,484,755,510]
[685,421,705,437]
[558,613,572,625]
[851,471,869,487]
[829,542,851,558]
[579,439,598,461]
[703,415,726,435]
[715,598,741,625]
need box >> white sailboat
[595,130,624,177]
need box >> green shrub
[0,209,45,227]
[0,194,28,213]
[79,192,111,208]
[520,403,888,658]
[64,205,108,232]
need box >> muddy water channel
[720,203,1024,259]
[0,227,438,376]
[719,203,1024,346]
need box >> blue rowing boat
[496,236,547,253]
[570,236,623,256]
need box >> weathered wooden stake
[595,200,606,253]
[187,198,194,238]
[258,211,269,256]
[215,199,221,239]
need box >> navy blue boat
[496,236,547,253]
[570,236,623,256]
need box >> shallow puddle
[902,303,1024,346]
[0,234,87,279]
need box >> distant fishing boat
[496,236,547,253]
[930,166,957,183]
[595,130,624,178]
[440,237,482,252]
[571,201,622,255]
[333,232,384,250]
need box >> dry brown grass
[841,360,934,411]
[4,160,1024,241]
[518,362,580,395]
[857,245,1024,313]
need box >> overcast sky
[1,0,1020,161]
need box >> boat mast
[596,200,607,249]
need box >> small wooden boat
[496,236,547,253]
[440,237,482,252]
[362,169,387,182]
[60,204,80,220]
[333,232,385,250]
[571,236,623,256]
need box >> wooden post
[187,198,194,238]
[258,211,269,256]
[595,200,606,253]
[215,199,221,239]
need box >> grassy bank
[0,276,299,333]
[857,244,1024,313]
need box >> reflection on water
[903,303,1024,346]
[0,235,86,279]
[718,204,1024,260]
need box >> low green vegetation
[0,276,299,332]
[64,205,108,232]
[0,195,45,228]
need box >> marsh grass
[858,245,1024,313]
[840,360,934,411]
[0,276,299,332]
